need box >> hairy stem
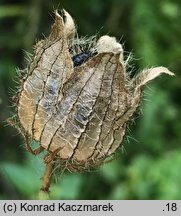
[38,162,54,200]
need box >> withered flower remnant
[15,10,174,171]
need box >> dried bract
[15,10,174,171]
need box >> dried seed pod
[15,10,174,171]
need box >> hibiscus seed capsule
[13,10,174,172]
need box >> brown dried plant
[9,10,173,197]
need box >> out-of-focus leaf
[50,174,83,199]
[100,159,124,183]
[109,183,129,199]
[0,163,40,198]
[0,5,26,18]
[161,2,179,18]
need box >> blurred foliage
[0,0,181,200]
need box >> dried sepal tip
[61,9,76,41]
[132,66,174,88]
[96,35,124,62]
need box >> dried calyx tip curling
[132,66,174,87]
[61,9,76,42]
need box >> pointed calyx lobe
[17,10,174,171]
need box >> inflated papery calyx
[16,10,174,171]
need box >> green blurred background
[0,0,181,200]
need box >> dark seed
[72,52,92,67]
